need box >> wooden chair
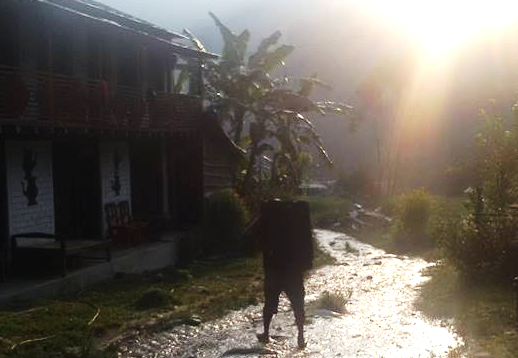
[105,201,146,245]
[105,202,128,245]
[11,232,110,277]
[118,200,132,226]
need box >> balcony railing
[0,65,202,132]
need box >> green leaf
[299,75,332,97]
[209,12,248,67]
[260,45,295,72]
[248,31,282,69]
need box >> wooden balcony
[0,65,202,133]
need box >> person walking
[256,199,313,349]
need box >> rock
[184,315,202,326]
[366,275,373,280]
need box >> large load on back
[260,200,313,272]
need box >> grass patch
[353,196,467,261]
[417,263,518,358]
[0,256,263,358]
[0,235,335,358]
[134,288,176,310]
[298,195,353,228]
[311,290,351,314]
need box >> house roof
[22,0,218,59]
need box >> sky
[95,0,518,173]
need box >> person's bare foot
[297,335,306,349]
[257,333,269,344]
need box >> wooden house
[0,0,235,278]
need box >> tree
[185,14,354,194]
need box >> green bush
[336,167,374,197]
[435,108,518,280]
[436,212,518,280]
[177,229,205,265]
[379,196,399,216]
[391,189,435,247]
[204,189,250,255]
[135,288,173,310]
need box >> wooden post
[161,137,170,218]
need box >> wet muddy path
[119,230,462,358]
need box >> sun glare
[365,0,518,56]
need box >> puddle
[119,229,463,358]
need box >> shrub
[135,288,172,310]
[436,211,518,280]
[336,167,374,198]
[391,189,435,247]
[379,196,399,216]
[177,229,205,265]
[399,189,433,233]
[435,108,518,280]
[204,189,250,255]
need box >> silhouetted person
[256,199,313,349]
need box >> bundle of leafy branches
[434,105,518,280]
[184,13,356,202]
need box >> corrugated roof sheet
[21,0,218,59]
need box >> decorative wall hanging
[21,148,38,206]
[111,148,121,196]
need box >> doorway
[53,140,101,239]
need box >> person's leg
[286,272,306,349]
[258,275,280,343]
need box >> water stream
[119,229,463,358]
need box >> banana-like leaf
[268,90,318,113]
[249,31,282,69]
[236,30,250,61]
[260,45,295,72]
[182,28,206,52]
[209,12,248,66]
[258,31,282,54]
[299,75,332,97]
[314,143,333,166]
[284,110,316,129]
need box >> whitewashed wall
[99,141,131,235]
[5,141,55,235]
